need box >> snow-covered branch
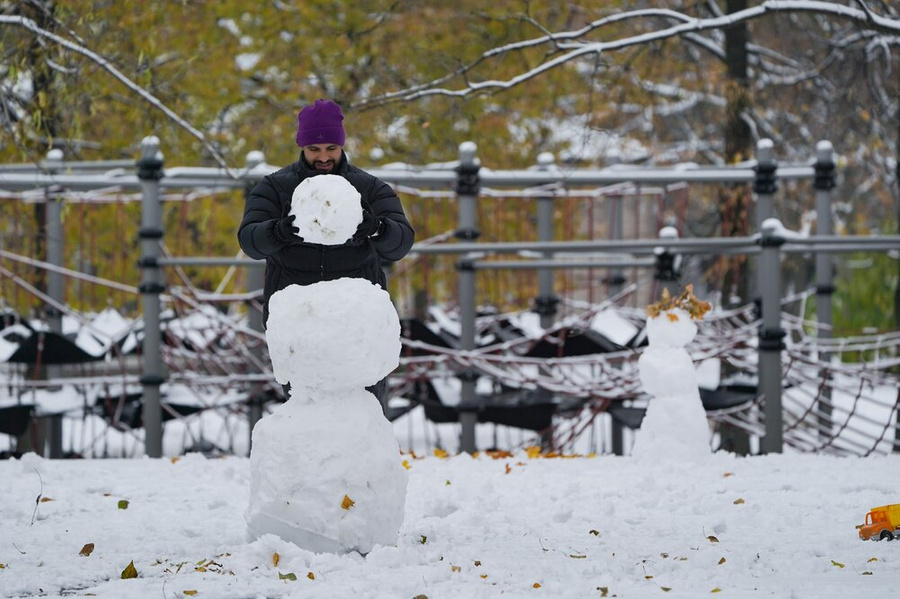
[0,15,236,175]
[354,1,900,108]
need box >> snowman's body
[245,176,407,554]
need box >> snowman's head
[266,278,401,395]
[290,175,362,245]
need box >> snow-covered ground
[1,450,899,599]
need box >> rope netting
[1,241,897,457]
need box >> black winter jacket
[238,152,415,324]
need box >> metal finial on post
[813,140,836,439]
[753,139,778,228]
[757,217,786,454]
[245,150,265,171]
[653,226,682,299]
[137,135,166,458]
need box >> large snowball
[266,278,401,393]
[290,175,362,245]
[246,389,408,554]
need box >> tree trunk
[718,0,754,306]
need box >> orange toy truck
[858,504,900,541]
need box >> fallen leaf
[402,460,411,470]
[40,497,53,503]
[660,553,669,558]
[868,557,879,562]
[341,495,355,510]
[418,535,427,544]
[0,564,6,569]
[723,472,734,478]
[171,457,181,464]
[480,574,488,579]
[645,575,653,580]
[79,543,94,557]
[666,312,679,322]
[570,554,587,559]
[711,588,721,593]
[433,448,448,458]
[589,529,600,536]
[598,587,609,597]
[451,565,461,573]
[121,560,138,579]
[862,571,873,576]
[279,572,297,581]
[117,500,129,510]
[272,553,280,567]
[526,446,542,459]
[661,587,671,592]
[733,498,745,505]
[718,557,726,565]
[183,592,198,597]
[505,463,512,474]
[474,560,481,566]
[533,582,541,588]
[831,560,845,569]
[307,571,315,580]
[707,536,719,543]
[413,595,428,599]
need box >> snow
[2,450,899,598]
[289,175,361,245]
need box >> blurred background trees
[1,1,897,333]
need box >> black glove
[355,205,384,240]
[273,214,302,246]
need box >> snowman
[246,175,408,554]
[630,285,713,460]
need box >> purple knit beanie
[295,99,345,147]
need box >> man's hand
[273,214,302,246]
[355,205,384,240]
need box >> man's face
[303,144,343,172]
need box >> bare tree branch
[353,1,900,109]
[0,14,236,175]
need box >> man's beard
[314,160,335,172]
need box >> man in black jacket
[238,99,414,402]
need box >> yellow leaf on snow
[307,571,315,580]
[402,460,411,470]
[183,592,198,597]
[272,553,280,567]
[121,560,138,579]
[279,572,297,581]
[79,543,94,557]
[707,536,719,543]
[433,448,448,458]
[526,446,542,459]
[451,565,461,573]
[831,560,845,569]
[341,495,355,510]
[718,557,726,565]
[733,498,745,505]
[40,497,54,503]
